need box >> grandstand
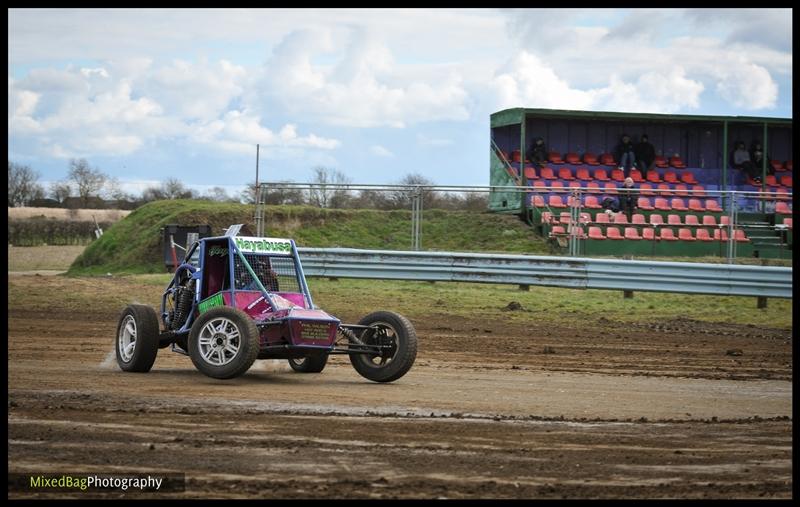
[489,108,793,259]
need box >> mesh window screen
[233,254,301,293]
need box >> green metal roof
[490,107,792,127]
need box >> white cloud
[369,145,393,157]
[715,62,778,110]
[257,27,470,128]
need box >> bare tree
[68,158,107,207]
[390,173,438,209]
[8,161,45,207]
[242,181,306,206]
[308,167,351,208]
[161,177,195,200]
[49,180,73,204]
[204,186,231,202]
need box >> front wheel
[116,304,160,372]
[188,307,260,379]
[288,352,329,373]
[349,311,417,383]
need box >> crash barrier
[297,248,792,299]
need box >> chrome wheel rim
[118,315,137,363]
[197,317,241,366]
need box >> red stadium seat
[606,226,623,240]
[646,170,662,183]
[604,182,618,194]
[780,175,792,187]
[593,168,610,181]
[664,171,679,183]
[642,228,656,240]
[775,188,790,200]
[659,228,678,241]
[567,194,581,208]
[613,213,628,224]
[576,167,592,181]
[584,153,600,165]
[667,214,682,226]
[532,195,546,207]
[568,225,587,238]
[705,199,722,212]
[540,167,556,180]
[770,160,784,173]
[637,197,654,210]
[702,215,717,227]
[657,183,674,197]
[629,169,644,183]
[684,214,700,226]
[654,155,669,168]
[673,184,688,197]
[548,151,564,164]
[734,230,750,242]
[595,212,610,223]
[680,171,698,184]
[586,181,601,193]
[654,198,671,211]
[584,195,602,209]
[720,216,730,226]
[631,213,647,224]
[678,228,695,241]
[566,152,581,164]
[776,201,792,214]
[669,156,686,168]
[688,198,705,212]
[548,195,567,208]
[624,227,642,240]
[671,198,688,211]
[600,153,616,166]
[588,226,605,239]
[783,218,792,229]
[541,211,554,224]
[611,168,625,182]
[559,167,574,180]
[579,212,592,224]
[649,214,664,225]
[550,225,566,237]
[568,180,582,191]
[524,167,538,180]
[511,150,521,163]
[551,180,565,192]
[533,180,547,191]
[691,185,706,197]
[765,175,779,186]
[639,183,655,196]
[696,229,713,242]
[559,212,573,224]
[713,229,729,241]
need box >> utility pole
[254,144,263,236]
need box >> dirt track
[7,274,793,499]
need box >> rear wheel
[288,353,329,373]
[349,311,417,383]
[116,304,160,372]
[188,307,259,379]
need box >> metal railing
[297,248,792,298]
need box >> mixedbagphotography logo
[8,473,186,494]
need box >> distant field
[7,245,86,272]
[7,207,131,222]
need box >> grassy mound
[68,200,548,274]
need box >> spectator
[749,140,771,176]
[732,141,760,183]
[635,134,656,173]
[618,177,638,221]
[529,137,548,169]
[614,134,636,177]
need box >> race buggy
[115,227,417,382]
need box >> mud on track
[7,275,793,499]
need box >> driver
[236,256,279,292]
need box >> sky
[8,8,793,197]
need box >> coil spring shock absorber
[170,279,195,330]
